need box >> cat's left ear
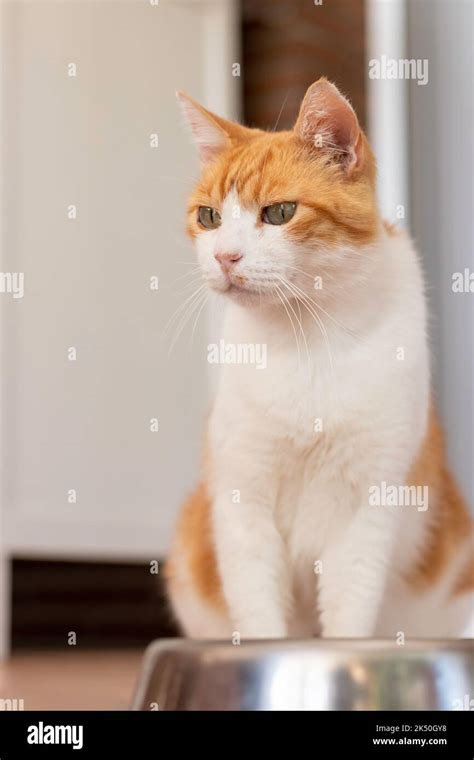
[177,92,247,163]
[294,78,363,174]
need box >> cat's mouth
[224,280,254,300]
[218,272,249,293]
[216,274,264,304]
[227,275,254,296]
[209,269,280,304]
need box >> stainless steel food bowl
[131,638,473,711]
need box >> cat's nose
[214,251,243,273]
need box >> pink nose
[215,251,243,273]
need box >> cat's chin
[217,283,273,308]
[208,276,280,307]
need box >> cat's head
[179,78,379,308]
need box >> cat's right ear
[294,78,364,174]
[177,92,243,163]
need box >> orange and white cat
[166,79,473,639]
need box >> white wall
[408,0,473,505]
[0,0,239,576]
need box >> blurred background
[0,0,472,707]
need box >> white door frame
[366,0,410,227]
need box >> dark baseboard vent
[11,558,179,650]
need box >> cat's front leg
[319,499,399,638]
[212,481,291,639]
[210,418,291,639]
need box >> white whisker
[168,288,208,354]
[275,285,301,366]
[163,283,207,339]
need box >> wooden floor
[0,650,144,710]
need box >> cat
[166,78,473,639]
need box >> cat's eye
[262,202,297,225]
[198,206,221,229]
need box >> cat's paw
[321,611,374,639]
[232,619,287,640]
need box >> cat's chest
[272,429,356,543]
[224,344,365,439]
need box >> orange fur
[382,219,400,237]
[166,480,226,614]
[452,554,474,596]
[405,407,473,594]
[186,129,378,249]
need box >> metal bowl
[131,638,473,711]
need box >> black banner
[0,710,472,758]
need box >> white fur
[177,192,472,640]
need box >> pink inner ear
[295,81,362,171]
[177,92,229,163]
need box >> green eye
[198,206,221,229]
[262,202,297,225]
